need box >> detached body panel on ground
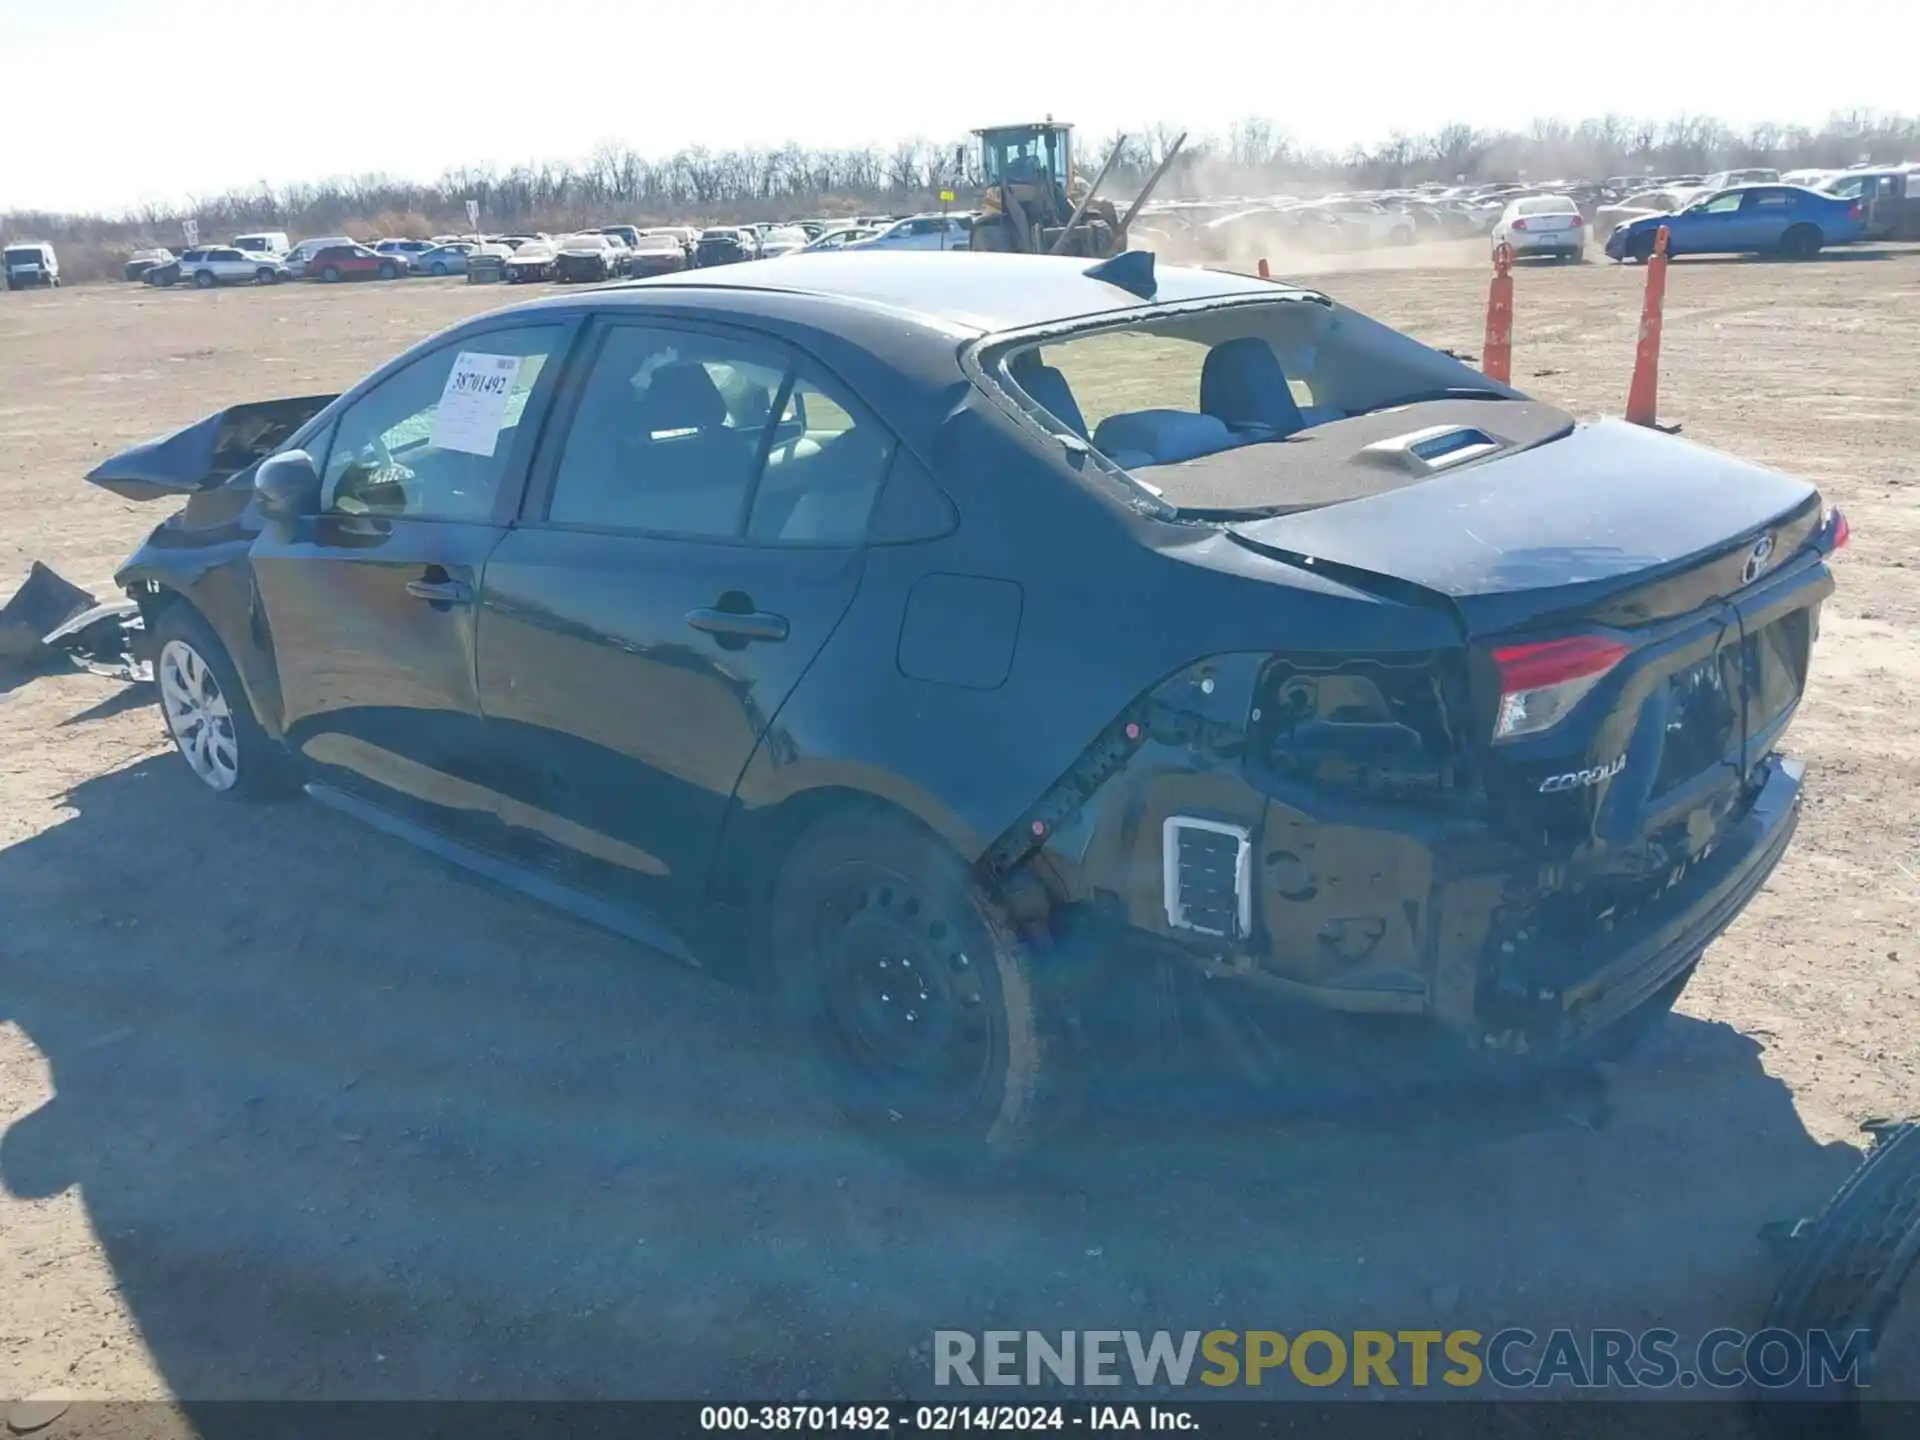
[91,251,1842,1157]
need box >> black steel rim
[810,863,996,1121]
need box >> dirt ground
[1,249,1916,1422]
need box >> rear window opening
[987,294,1549,518]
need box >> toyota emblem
[1742,534,1776,585]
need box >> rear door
[1740,188,1798,247]
[473,316,895,916]
[249,317,577,827]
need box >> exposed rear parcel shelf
[1108,402,1838,1050]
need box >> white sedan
[1491,195,1587,262]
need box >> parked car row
[41,160,1910,302]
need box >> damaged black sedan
[88,250,1846,1160]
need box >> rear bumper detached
[1537,755,1801,1043]
[1110,754,1803,1056]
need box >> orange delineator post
[1482,243,1514,383]
[1625,225,1672,427]
[1257,257,1270,279]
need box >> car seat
[1091,409,1236,468]
[1006,351,1088,439]
[1198,337,1307,440]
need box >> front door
[250,319,574,828]
[474,318,896,915]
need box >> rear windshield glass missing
[988,296,1523,517]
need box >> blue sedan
[1606,184,1864,261]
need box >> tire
[1780,224,1823,260]
[378,261,398,279]
[431,261,448,276]
[768,809,1081,1167]
[320,265,340,283]
[152,605,293,802]
[255,267,277,284]
[1627,232,1656,264]
[193,270,217,289]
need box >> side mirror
[255,448,321,520]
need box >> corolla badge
[1538,755,1627,793]
[1742,534,1777,585]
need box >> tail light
[1568,213,1585,226]
[1823,505,1851,551]
[1490,635,1629,742]
[1510,218,1530,231]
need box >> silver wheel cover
[158,638,240,791]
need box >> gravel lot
[2,250,1916,1422]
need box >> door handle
[685,607,789,643]
[406,578,473,605]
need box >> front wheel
[769,810,1081,1167]
[255,267,278,284]
[320,265,340,283]
[378,261,398,279]
[152,606,292,802]
[431,261,448,275]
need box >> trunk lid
[1226,419,1822,636]
[1227,418,1832,861]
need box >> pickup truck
[1606,184,1864,261]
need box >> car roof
[530,251,1293,336]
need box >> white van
[232,231,291,257]
[4,241,59,289]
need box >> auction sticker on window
[431,352,524,457]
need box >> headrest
[634,363,728,433]
[1091,409,1234,465]
[1199,337,1305,438]
[1008,352,1087,438]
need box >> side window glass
[320,324,563,521]
[746,368,896,546]
[547,325,790,536]
[1702,193,1743,214]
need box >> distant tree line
[6,109,1916,282]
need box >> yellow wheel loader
[968,120,1187,258]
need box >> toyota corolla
[83,251,1847,1162]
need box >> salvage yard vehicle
[1593,189,1684,244]
[85,250,1846,1162]
[505,238,557,283]
[232,231,292,257]
[4,240,60,288]
[410,242,477,275]
[693,227,756,266]
[554,232,627,283]
[623,231,691,277]
[283,235,354,278]
[123,247,175,281]
[307,243,403,282]
[177,245,289,287]
[1491,194,1587,262]
[1607,184,1864,261]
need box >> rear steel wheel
[771,811,1080,1164]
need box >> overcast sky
[3,0,1911,213]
